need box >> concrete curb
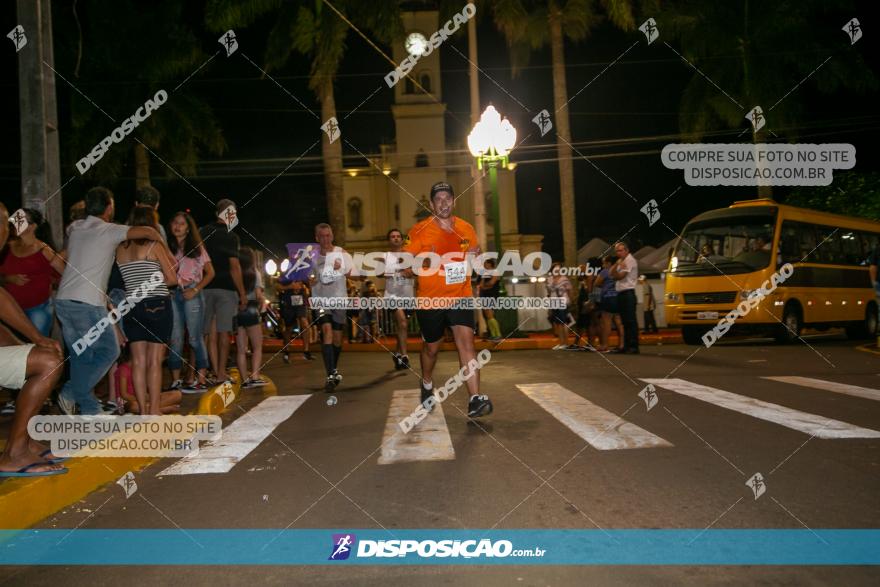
[0,372,274,530]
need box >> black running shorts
[416,308,475,343]
[313,309,345,331]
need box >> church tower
[341,6,541,259]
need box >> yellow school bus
[665,198,880,344]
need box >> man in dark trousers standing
[611,241,640,354]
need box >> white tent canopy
[638,238,679,273]
[577,237,610,265]
[633,245,656,260]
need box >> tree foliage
[784,172,880,221]
[53,0,225,184]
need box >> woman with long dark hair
[166,211,214,392]
[0,208,65,337]
[235,246,266,388]
[115,206,177,415]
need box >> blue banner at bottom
[1,529,879,565]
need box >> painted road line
[764,376,880,403]
[378,388,455,465]
[158,395,311,476]
[516,383,673,450]
[642,378,880,439]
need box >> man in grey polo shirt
[610,241,640,354]
[55,186,164,414]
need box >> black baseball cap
[429,181,454,200]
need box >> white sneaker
[552,344,566,350]
[57,393,76,415]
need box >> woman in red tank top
[0,208,66,337]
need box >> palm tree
[58,1,225,188]
[660,1,876,141]
[491,0,642,266]
[206,0,402,245]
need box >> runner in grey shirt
[309,223,354,392]
[383,228,414,370]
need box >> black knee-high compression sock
[322,344,335,375]
[333,345,342,368]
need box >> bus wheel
[774,304,802,344]
[682,326,706,345]
[845,302,878,340]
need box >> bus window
[861,232,880,265]
[815,225,843,264]
[840,231,862,265]
[778,221,801,263]
[796,223,819,263]
[673,214,776,274]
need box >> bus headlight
[666,293,679,302]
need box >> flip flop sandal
[0,461,68,477]
[40,449,69,464]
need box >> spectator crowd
[0,186,268,477]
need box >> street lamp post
[467,105,517,260]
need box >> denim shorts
[123,296,173,344]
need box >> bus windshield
[672,214,777,275]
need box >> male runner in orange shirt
[404,182,493,418]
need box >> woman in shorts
[235,247,267,388]
[546,262,573,350]
[594,255,624,353]
[115,207,178,415]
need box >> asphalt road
[3,335,880,585]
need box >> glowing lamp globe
[468,105,517,160]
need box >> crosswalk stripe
[378,389,455,465]
[641,378,880,439]
[763,376,880,402]
[516,383,673,450]
[158,395,311,476]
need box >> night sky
[2,0,879,261]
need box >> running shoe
[247,377,269,387]
[1,401,15,415]
[400,355,410,370]
[57,393,76,415]
[182,382,210,394]
[467,394,493,418]
[551,344,567,350]
[303,352,315,361]
[165,379,183,391]
[392,353,402,370]
[331,370,342,386]
[324,375,337,393]
[282,353,290,364]
[420,381,435,412]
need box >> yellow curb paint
[198,380,241,416]
[856,343,880,356]
[0,455,156,529]
[1,376,257,529]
